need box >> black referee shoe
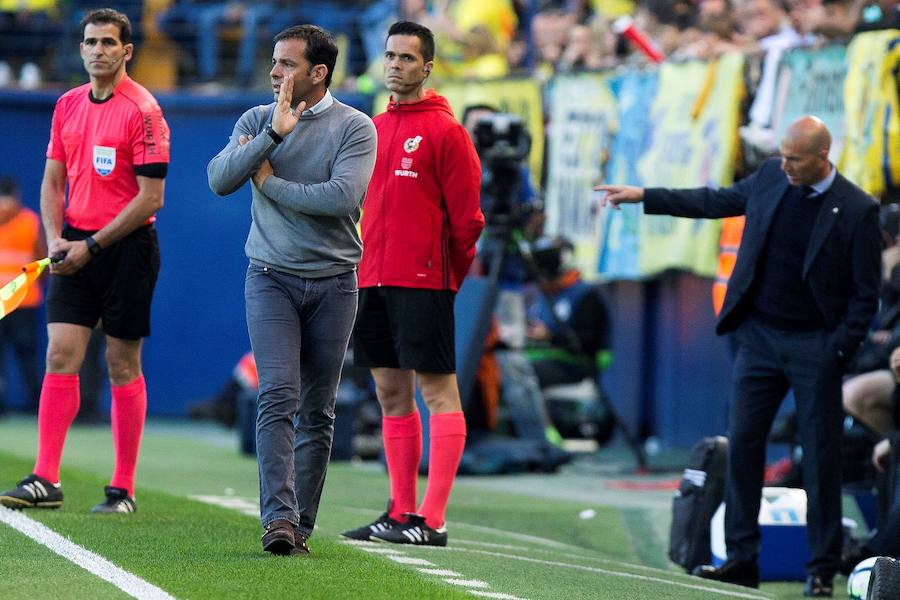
[91,486,136,514]
[370,513,448,546]
[341,500,402,541]
[0,474,63,509]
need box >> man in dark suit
[597,116,881,597]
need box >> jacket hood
[385,89,455,117]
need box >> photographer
[525,236,612,389]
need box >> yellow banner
[544,73,619,280]
[374,78,544,187]
[636,54,744,277]
[839,29,900,197]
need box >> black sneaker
[370,513,448,546]
[91,486,136,514]
[0,474,63,509]
[341,502,402,541]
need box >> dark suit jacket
[643,158,882,361]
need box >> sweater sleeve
[207,106,277,197]
[439,124,485,287]
[260,114,377,217]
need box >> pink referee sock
[382,411,422,521]
[33,373,81,483]
[109,375,147,497]
[418,411,467,529]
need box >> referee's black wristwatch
[84,236,102,257]
[264,123,283,145]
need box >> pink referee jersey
[46,74,170,231]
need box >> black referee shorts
[352,287,456,374]
[47,225,160,340]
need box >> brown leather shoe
[261,519,295,555]
[290,531,310,556]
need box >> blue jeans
[244,264,358,536]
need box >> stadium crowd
[1,0,899,90]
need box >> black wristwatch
[85,236,102,257]
[264,123,283,145]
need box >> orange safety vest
[713,216,745,316]
[0,207,43,309]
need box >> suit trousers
[726,317,843,577]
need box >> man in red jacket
[342,21,484,546]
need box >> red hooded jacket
[359,90,484,291]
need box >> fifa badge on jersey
[93,146,116,176]
[403,135,422,153]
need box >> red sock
[419,411,466,529]
[382,411,422,521]
[109,376,147,496]
[33,373,80,483]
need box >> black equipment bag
[669,436,728,572]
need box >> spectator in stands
[525,236,611,390]
[0,0,59,87]
[676,0,743,60]
[798,0,864,40]
[55,1,142,85]
[855,0,900,30]
[631,0,700,61]
[431,0,518,80]
[267,1,368,84]
[0,176,46,415]
[737,0,808,153]
[158,0,276,88]
[840,422,900,572]
[843,213,900,436]
[557,19,618,71]
[530,8,567,76]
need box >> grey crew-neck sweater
[207,98,377,277]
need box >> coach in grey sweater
[207,25,376,557]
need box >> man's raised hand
[271,73,306,138]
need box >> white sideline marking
[189,494,258,517]
[469,593,527,600]
[355,546,403,555]
[387,555,435,566]
[418,568,463,577]
[445,578,490,588]
[417,546,772,600]
[454,539,685,576]
[0,507,176,600]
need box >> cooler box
[711,487,811,581]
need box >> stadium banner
[839,29,900,197]
[636,53,744,278]
[598,71,658,280]
[544,72,619,280]
[373,78,544,187]
[771,44,847,163]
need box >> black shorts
[353,287,456,373]
[47,225,160,340]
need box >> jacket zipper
[379,110,402,286]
